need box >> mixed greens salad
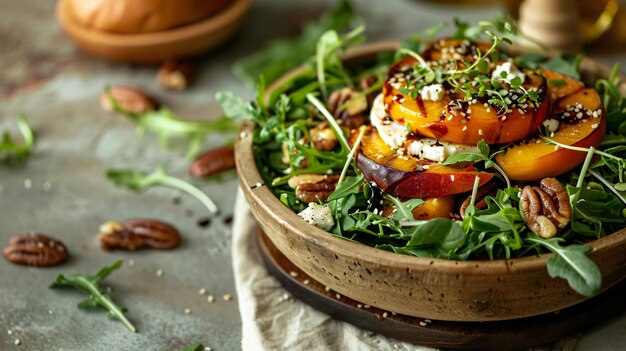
[222,18,626,297]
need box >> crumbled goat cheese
[420,84,445,102]
[543,118,560,133]
[408,139,479,163]
[298,203,334,231]
[370,94,408,149]
[491,62,525,84]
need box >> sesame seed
[240,131,248,139]
[592,123,599,129]
[424,319,432,323]
[184,308,192,315]
[289,271,299,278]
[382,312,389,318]
[364,305,371,308]
[357,304,363,308]
[303,279,310,285]
[336,293,342,299]
[223,294,233,301]
[23,179,32,189]
[462,125,468,131]
[7,330,12,335]
[14,339,21,346]
[478,129,484,136]
[419,321,428,327]
[156,269,163,277]
[199,288,207,295]
[205,347,212,351]
[207,295,215,303]
[325,286,331,292]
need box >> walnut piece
[520,178,572,238]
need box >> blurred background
[1,0,625,350]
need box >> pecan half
[520,178,572,238]
[360,74,379,107]
[99,86,158,114]
[310,122,338,151]
[98,219,180,251]
[3,234,68,267]
[157,59,196,91]
[292,174,340,203]
[188,146,235,178]
[459,182,499,218]
[327,88,367,129]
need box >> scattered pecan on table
[288,174,341,203]
[188,146,236,178]
[520,178,572,238]
[3,234,68,267]
[157,59,196,91]
[99,85,158,114]
[98,219,180,251]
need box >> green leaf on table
[107,167,219,215]
[526,237,601,297]
[0,115,35,164]
[215,91,255,120]
[49,260,136,332]
[106,89,238,159]
[182,344,204,351]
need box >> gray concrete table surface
[1,0,625,350]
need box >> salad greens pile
[220,18,626,297]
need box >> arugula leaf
[384,194,423,221]
[50,260,136,332]
[232,0,357,87]
[107,167,219,215]
[328,174,363,201]
[107,91,237,158]
[596,64,626,135]
[526,237,601,297]
[405,218,465,251]
[0,115,35,164]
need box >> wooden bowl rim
[56,0,251,47]
[236,40,626,274]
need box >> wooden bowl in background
[56,0,251,63]
[236,42,626,322]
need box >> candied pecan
[360,74,379,107]
[326,88,367,129]
[520,178,572,238]
[459,182,499,218]
[99,85,158,114]
[157,59,196,91]
[98,219,180,251]
[188,146,235,178]
[293,174,340,203]
[310,122,338,151]
[3,234,68,267]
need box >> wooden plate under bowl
[235,41,626,322]
[56,0,251,63]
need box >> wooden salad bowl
[235,41,626,322]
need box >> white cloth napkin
[231,189,577,351]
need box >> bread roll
[68,0,233,34]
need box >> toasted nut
[98,219,180,251]
[188,146,235,178]
[100,86,158,114]
[294,175,340,203]
[459,182,499,218]
[310,123,338,152]
[360,74,379,107]
[3,234,68,266]
[288,174,339,189]
[157,59,196,91]
[520,178,571,238]
[327,88,367,129]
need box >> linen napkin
[231,189,577,351]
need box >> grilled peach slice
[352,128,493,199]
[495,88,605,181]
[541,68,585,101]
[383,56,550,145]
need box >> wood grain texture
[235,41,626,322]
